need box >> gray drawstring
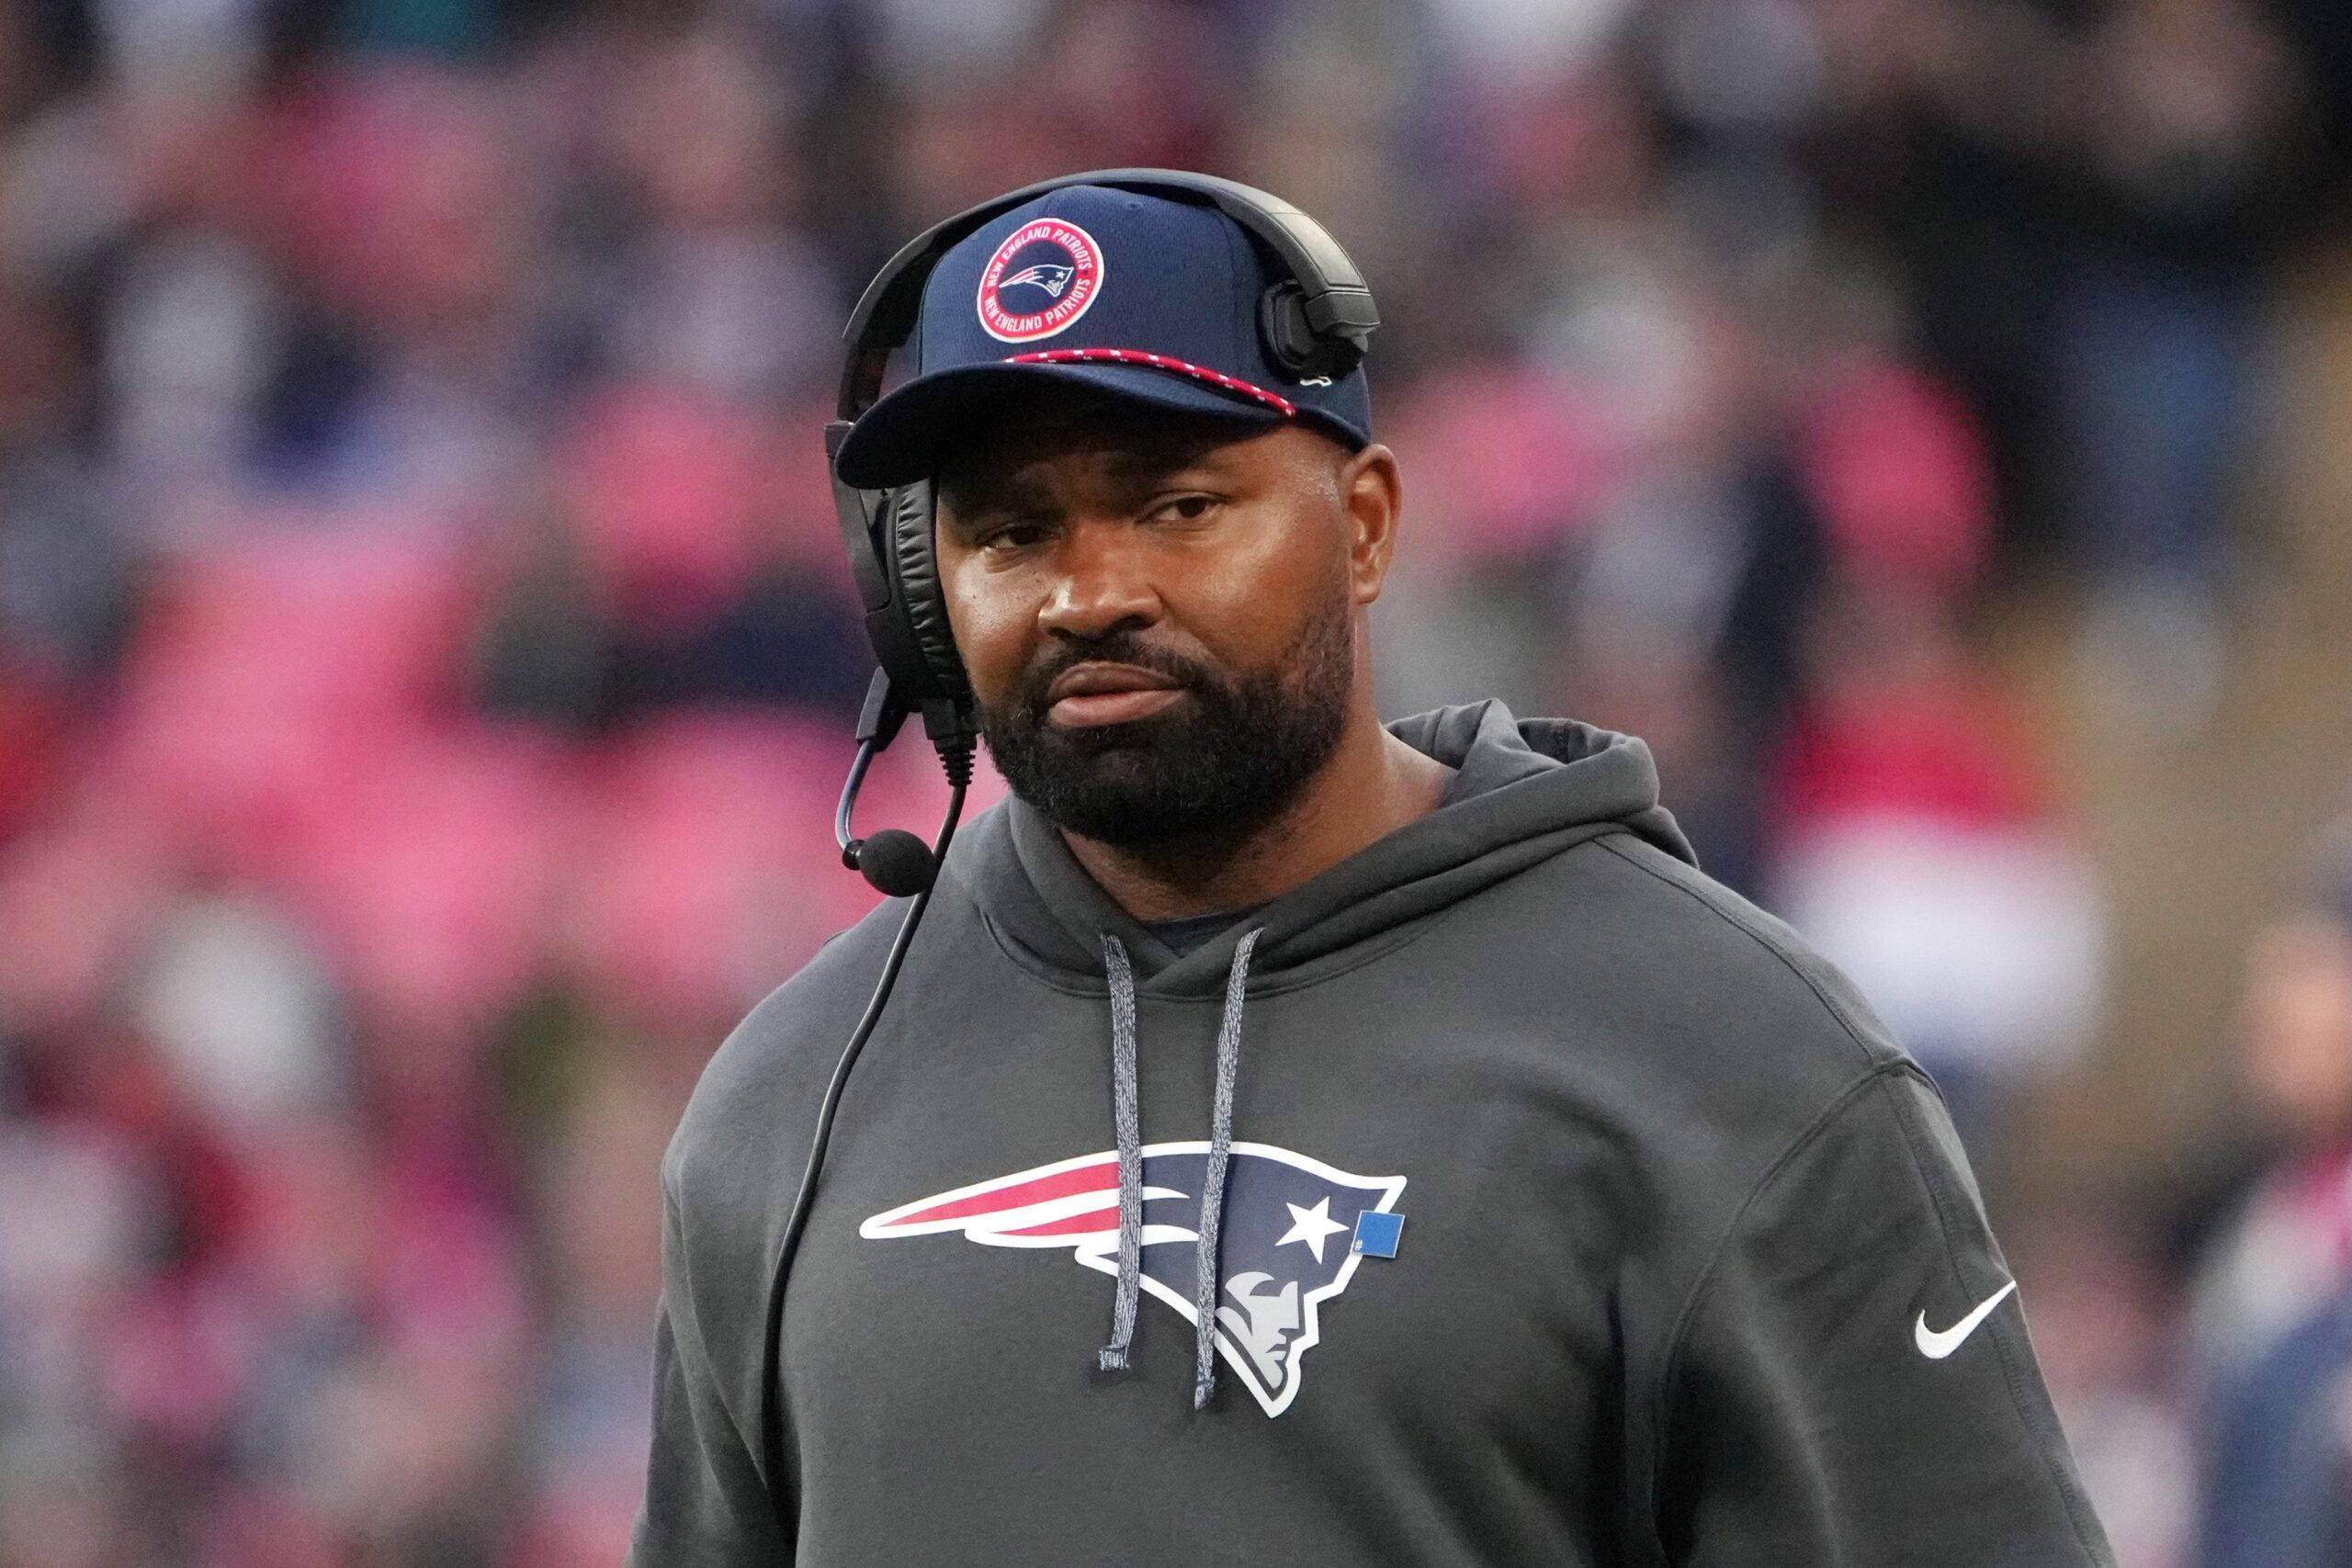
[1092,927,1262,1412]
[1193,927,1259,1409]
[1097,933,1144,1372]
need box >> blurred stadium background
[1,0,2349,1562]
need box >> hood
[944,699,1695,999]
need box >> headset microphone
[835,670,951,897]
[847,829,936,898]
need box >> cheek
[1174,508,1340,666]
[942,558,1037,705]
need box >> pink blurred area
[0,0,2341,1562]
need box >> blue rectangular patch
[1352,1210,1404,1258]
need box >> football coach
[629,171,2116,1566]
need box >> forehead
[934,384,1283,504]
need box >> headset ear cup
[1258,281,1362,382]
[887,480,968,703]
[1258,282,1315,375]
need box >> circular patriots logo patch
[977,219,1105,343]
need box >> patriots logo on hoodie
[862,1142,1406,1416]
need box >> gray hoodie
[629,701,2115,1566]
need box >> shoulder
[660,801,1020,1218]
[1588,831,1905,1071]
[661,899,906,1216]
[1494,827,1922,1153]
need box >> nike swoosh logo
[1915,1280,2017,1359]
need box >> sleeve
[1652,1065,2116,1567]
[627,1170,795,1567]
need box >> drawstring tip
[1192,1376,1215,1410]
[1099,1346,1130,1373]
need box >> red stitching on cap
[1002,348,1299,417]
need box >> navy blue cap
[832,184,1374,489]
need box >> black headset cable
[756,736,973,1543]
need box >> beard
[978,583,1355,848]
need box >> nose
[1035,517,1162,642]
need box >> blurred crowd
[0,0,2346,1563]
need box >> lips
[1044,660,1188,728]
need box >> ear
[1339,443,1404,606]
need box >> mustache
[1014,632,1215,716]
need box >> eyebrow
[939,470,1059,526]
[940,441,1231,525]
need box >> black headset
[758,170,1380,1540]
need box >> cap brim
[831,360,1290,489]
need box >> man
[2192,824,2352,1567]
[630,178,2116,1565]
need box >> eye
[1153,494,1220,524]
[978,521,1048,552]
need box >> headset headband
[834,168,1380,422]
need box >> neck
[1060,709,1454,923]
